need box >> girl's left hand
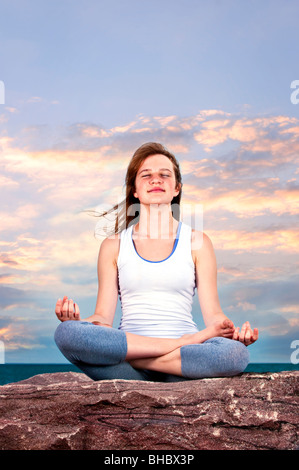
[233,321,258,346]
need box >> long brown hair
[92,142,183,237]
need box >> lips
[148,188,165,192]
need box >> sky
[0,0,298,364]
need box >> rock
[0,371,298,450]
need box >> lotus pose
[54,143,258,382]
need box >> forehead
[138,154,174,172]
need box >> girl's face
[133,154,181,205]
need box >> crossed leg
[54,319,249,381]
[129,336,249,378]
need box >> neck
[134,203,179,239]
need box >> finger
[68,299,74,318]
[245,327,252,345]
[239,323,247,343]
[62,300,69,319]
[55,298,63,318]
[74,302,80,319]
[55,296,67,315]
[252,328,259,343]
[233,327,240,340]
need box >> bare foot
[207,319,235,339]
[181,319,235,346]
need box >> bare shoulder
[98,233,121,266]
[191,229,213,251]
[191,229,214,263]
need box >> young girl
[54,142,258,382]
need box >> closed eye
[141,173,170,178]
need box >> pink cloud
[206,228,299,254]
[0,110,297,308]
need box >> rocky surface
[0,371,298,450]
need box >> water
[0,364,82,386]
[0,363,298,386]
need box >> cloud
[0,174,19,188]
[0,109,298,362]
[0,285,29,312]
[218,264,286,281]
[26,96,43,103]
[0,316,44,351]
[205,227,299,254]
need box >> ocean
[0,363,298,386]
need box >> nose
[150,173,163,184]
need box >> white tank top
[117,221,198,338]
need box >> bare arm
[192,231,228,327]
[55,236,120,326]
[86,236,120,326]
[192,230,258,345]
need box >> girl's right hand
[55,296,81,322]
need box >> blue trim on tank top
[131,221,182,263]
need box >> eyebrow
[139,168,172,173]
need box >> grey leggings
[54,321,249,382]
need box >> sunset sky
[0,0,298,364]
